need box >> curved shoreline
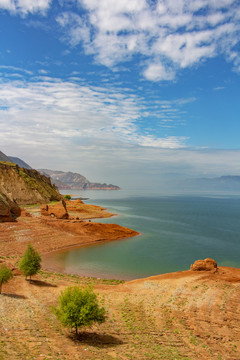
[0,200,139,262]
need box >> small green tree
[53,286,106,335]
[64,194,71,200]
[0,264,13,294]
[19,244,41,281]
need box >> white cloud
[0,78,188,152]
[0,65,33,74]
[0,0,51,15]
[143,63,175,81]
[1,78,239,186]
[56,0,240,81]
[0,77,197,183]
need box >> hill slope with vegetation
[0,162,61,207]
[0,150,11,162]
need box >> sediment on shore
[0,199,139,257]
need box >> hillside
[39,169,121,190]
[0,150,11,162]
[0,253,240,360]
[0,162,61,207]
[8,156,32,169]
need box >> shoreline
[0,199,139,268]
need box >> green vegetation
[52,286,106,335]
[19,244,41,281]
[63,194,71,200]
[0,161,15,167]
[0,264,13,294]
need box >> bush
[0,264,13,294]
[64,194,71,200]
[19,244,41,281]
[53,286,106,335]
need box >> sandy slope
[1,201,240,359]
[0,266,240,360]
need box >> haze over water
[43,190,240,280]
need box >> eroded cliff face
[0,192,21,222]
[0,162,61,207]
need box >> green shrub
[19,244,41,281]
[52,286,106,335]
[64,194,71,200]
[0,265,13,294]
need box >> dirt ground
[0,202,138,257]
[0,267,240,360]
[1,202,240,360]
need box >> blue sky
[0,0,240,189]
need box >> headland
[0,199,139,258]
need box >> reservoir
[43,191,240,280]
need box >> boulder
[20,208,32,217]
[0,193,21,222]
[0,197,13,222]
[41,200,69,219]
[191,258,218,272]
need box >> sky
[0,0,240,190]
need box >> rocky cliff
[0,162,61,207]
[0,192,21,222]
[39,169,121,190]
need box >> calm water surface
[43,191,240,280]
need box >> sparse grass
[1,258,240,360]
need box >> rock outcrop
[41,200,69,219]
[0,162,61,206]
[0,192,21,222]
[191,258,218,272]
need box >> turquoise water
[44,191,240,280]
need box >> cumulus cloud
[0,0,51,15]
[56,0,240,80]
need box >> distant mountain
[0,151,32,169]
[8,156,32,169]
[185,175,240,192]
[0,149,120,190]
[196,175,240,185]
[0,150,11,162]
[39,169,121,190]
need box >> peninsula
[1,159,240,360]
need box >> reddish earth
[0,201,138,257]
[0,264,240,360]
[0,201,240,360]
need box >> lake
[43,190,240,280]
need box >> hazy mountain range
[0,150,120,190]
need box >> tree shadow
[68,331,124,348]
[2,293,27,299]
[30,279,57,287]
